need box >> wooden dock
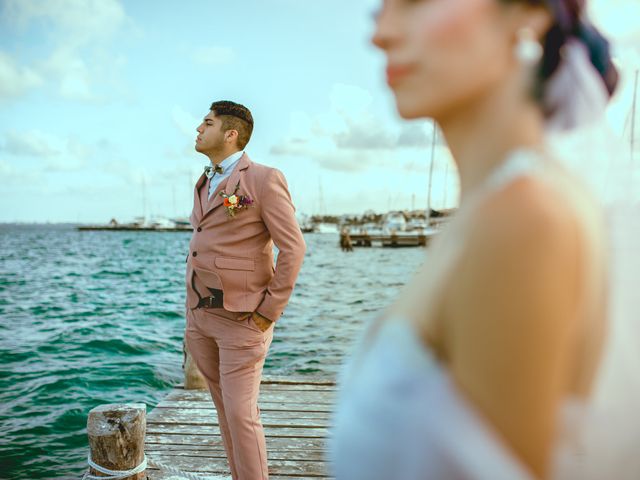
[342,231,437,248]
[77,225,192,232]
[145,376,336,480]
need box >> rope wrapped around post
[84,402,217,480]
[85,403,146,480]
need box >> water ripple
[0,224,425,479]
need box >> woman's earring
[515,28,543,66]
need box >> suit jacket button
[197,227,202,232]
[192,251,198,257]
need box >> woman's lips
[386,64,415,86]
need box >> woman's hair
[503,0,619,101]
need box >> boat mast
[317,178,326,217]
[631,69,638,161]
[427,119,437,220]
[443,159,449,209]
[142,175,148,224]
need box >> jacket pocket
[215,256,255,271]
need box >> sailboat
[426,120,455,230]
[630,69,638,161]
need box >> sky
[0,0,638,223]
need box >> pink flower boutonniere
[220,181,254,217]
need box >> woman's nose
[371,6,397,51]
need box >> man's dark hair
[210,100,254,150]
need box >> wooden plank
[149,408,331,421]
[147,414,329,428]
[146,471,230,480]
[158,394,336,405]
[159,398,335,412]
[148,470,331,480]
[259,383,337,390]
[146,446,326,461]
[174,376,336,387]
[146,434,327,450]
[147,408,332,423]
[154,400,334,413]
[165,391,335,405]
[146,442,327,453]
[167,383,336,394]
[147,423,329,438]
[258,375,336,386]
[147,455,328,476]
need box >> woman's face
[372,0,518,120]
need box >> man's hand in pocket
[239,311,273,332]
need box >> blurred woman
[331,0,639,478]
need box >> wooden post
[364,232,372,247]
[390,231,398,248]
[87,403,146,480]
[184,343,207,390]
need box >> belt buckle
[196,288,224,309]
[205,296,216,308]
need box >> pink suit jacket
[185,153,306,322]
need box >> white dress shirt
[208,151,244,199]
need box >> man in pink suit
[184,100,306,480]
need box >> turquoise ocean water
[0,224,424,479]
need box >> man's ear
[225,130,239,144]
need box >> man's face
[195,112,225,155]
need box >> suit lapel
[204,153,252,217]
[191,173,208,224]
[206,176,232,214]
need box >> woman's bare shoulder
[443,172,588,476]
[472,171,583,249]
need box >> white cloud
[271,83,437,171]
[99,158,144,184]
[44,50,93,101]
[0,160,16,176]
[172,106,200,139]
[334,117,396,150]
[3,131,62,157]
[4,0,127,45]
[329,83,373,114]
[0,52,43,100]
[1,130,91,171]
[191,46,235,66]
[2,0,130,101]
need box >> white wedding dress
[329,148,640,480]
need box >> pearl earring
[515,28,543,66]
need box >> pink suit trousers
[185,306,274,480]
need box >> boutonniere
[220,181,254,217]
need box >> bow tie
[204,164,224,179]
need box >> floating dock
[341,231,437,248]
[77,225,192,232]
[145,376,336,479]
